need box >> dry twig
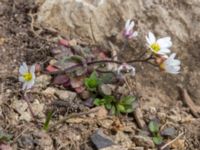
[161,132,184,150]
[180,88,200,118]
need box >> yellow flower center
[23,72,32,81]
[150,43,160,53]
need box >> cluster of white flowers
[120,19,181,75]
[146,32,180,74]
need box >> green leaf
[105,103,112,109]
[148,120,159,133]
[43,111,54,131]
[123,106,134,113]
[84,71,101,91]
[117,104,126,113]
[152,135,163,145]
[94,98,105,106]
[104,95,115,103]
[121,96,136,105]
[90,71,98,78]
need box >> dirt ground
[0,0,200,150]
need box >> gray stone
[98,84,112,96]
[55,90,77,101]
[91,130,115,149]
[133,135,155,148]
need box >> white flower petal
[125,19,131,30]
[117,65,124,75]
[31,73,36,81]
[157,49,170,55]
[159,48,171,54]
[157,37,172,48]
[26,80,35,90]
[162,53,181,74]
[169,53,176,59]
[148,32,156,44]
[19,62,28,74]
[30,65,35,74]
[127,21,134,32]
[146,36,152,45]
[159,42,172,49]
[19,76,25,82]
[22,82,28,90]
[129,31,138,38]
[171,60,181,66]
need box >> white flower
[19,62,36,90]
[160,53,181,74]
[146,32,172,55]
[123,19,138,39]
[117,63,136,77]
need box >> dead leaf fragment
[180,88,200,117]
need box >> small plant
[94,95,136,115]
[148,120,163,145]
[43,111,54,131]
[17,19,182,130]
[84,71,101,92]
[84,71,136,115]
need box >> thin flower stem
[46,57,156,75]
[121,40,128,51]
[136,50,148,59]
[24,92,35,119]
[126,54,154,63]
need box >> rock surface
[36,0,200,106]
[37,0,200,45]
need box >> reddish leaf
[46,65,59,72]
[58,39,69,47]
[53,75,70,85]
[63,82,71,88]
[74,86,85,93]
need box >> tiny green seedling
[84,71,101,92]
[94,95,136,115]
[148,120,163,145]
[43,111,54,131]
